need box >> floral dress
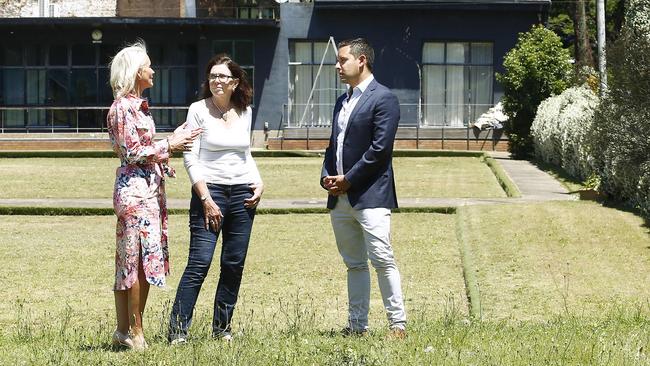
[107,94,175,290]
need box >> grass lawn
[0,213,468,364]
[4,154,650,363]
[0,157,506,200]
[458,201,650,321]
[1,202,650,363]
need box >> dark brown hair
[199,54,253,111]
[338,38,375,71]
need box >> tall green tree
[496,25,573,158]
[548,0,626,69]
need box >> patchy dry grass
[0,212,464,335]
[458,201,650,321]
[2,201,650,364]
[0,157,506,200]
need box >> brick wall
[0,140,112,151]
[117,0,183,17]
[267,138,509,152]
[0,0,28,17]
[0,137,507,152]
[1,0,117,17]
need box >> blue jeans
[169,183,255,340]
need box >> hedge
[531,84,599,182]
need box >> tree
[496,25,573,158]
[548,0,626,68]
[575,0,595,68]
[588,0,650,218]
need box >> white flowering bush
[532,84,599,180]
[588,0,650,218]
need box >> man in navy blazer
[321,38,406,339]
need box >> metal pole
[298,36,337,127]
[597,0,607,95]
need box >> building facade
[0,0,549,150]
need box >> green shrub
[497,25,573,158]
[531,84,599,181]
[588,0,650,217]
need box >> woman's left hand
[244,182,264,209]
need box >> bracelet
[200,193,210,202]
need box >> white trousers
[330,194,406,331]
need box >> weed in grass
[277,289,318,335]
[548,262,572,316]
[15,299,33,342]
[441,292,464,327]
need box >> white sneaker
[214,331,233,342]
[170,337,187,346]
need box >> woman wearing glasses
[168,54,263,344]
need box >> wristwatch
[200,193,210,202]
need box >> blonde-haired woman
[107,41,201,350]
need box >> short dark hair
[199,54,253,112]
[338,38,375,71]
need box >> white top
[183,99,262,186]
[336,75,374,175]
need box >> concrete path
[488,151,574,202]
[0,152,576,210]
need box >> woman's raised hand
[173,121,190,134]
[167,123,202,152]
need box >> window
[0,42,199,131]
[196,0,279,19]
[146,43,198,129]
[288,40,342,127]
[212,40,254,92]
[422,42,493,127]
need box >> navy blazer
[320,78,399,210]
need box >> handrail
[282,103,496,128]
[0,106,189,133]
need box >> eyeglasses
[208,73,236,83]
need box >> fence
[278,102,507,151]
[283,103,496,128]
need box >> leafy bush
[531,84,599,181]
[588,0,650,217]
[497,25,573,158]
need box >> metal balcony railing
[0,106,189,133]
[283,103,496,128]
[196,5,279,20]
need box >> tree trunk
[574,0,595,68]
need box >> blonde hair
[109,41,149,99]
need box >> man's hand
[322,175,351,196]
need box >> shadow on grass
[530,160,650,232]
[78,342,129,352]
[600,199,650,234]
